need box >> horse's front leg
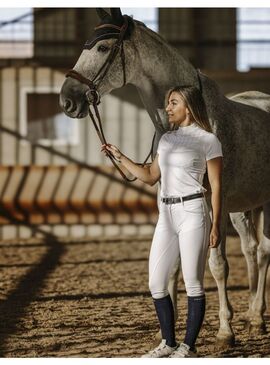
[229,210,259,329]
[208,200,235,348]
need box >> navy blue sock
[183,294,206,351]
[153,294,177,347]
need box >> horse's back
[229,91,270,113]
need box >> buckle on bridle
[85,88,101,105]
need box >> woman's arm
[101,144,161,186]
[206,156,223,247]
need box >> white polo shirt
[157,122,223,197]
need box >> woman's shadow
[0,217,66,357]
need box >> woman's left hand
[101,143,122,161]
[209,224,220,248]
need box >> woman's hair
[165,86,213,133]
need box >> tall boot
[183,294,206,351]
[153,294,177,347]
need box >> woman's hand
[209,224,220,248]
[101,143,123,161]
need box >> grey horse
[60,8,270,348]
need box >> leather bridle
[65,15,155,182]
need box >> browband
[94,23,122,31]
[84,16,129,50]
[84,32,121,49]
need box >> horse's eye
[97,45,109,53]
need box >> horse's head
[60,8,135,118]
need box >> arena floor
[0,233,269,357]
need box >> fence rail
[0,124,158,239]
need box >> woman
[101,86,223,358]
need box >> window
[237,8,270,71]
[20,86,79,146]
[0,8,33,58]
[121,8,158,32]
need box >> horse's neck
[198,73,228,132]
[130,25,225,134]
[131,27,198,106]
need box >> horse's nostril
[64,98,75,113]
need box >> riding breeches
[149,196,212,298]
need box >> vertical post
[0,69,2,240]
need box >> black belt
[161,192,203,205]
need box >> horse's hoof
[248,322,267,336]
[215,335,235,350]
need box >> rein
[65,15,155,182]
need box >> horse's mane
[131,16,172,47]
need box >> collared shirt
[157,123,223,197]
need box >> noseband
[65,15,154,182]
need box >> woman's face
[165,91,191,126]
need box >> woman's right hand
[209,224,220,248]
[101,144,123,161]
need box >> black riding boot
[183,294,206,351]
[153,294,177,347]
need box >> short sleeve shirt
[157,123,223,197]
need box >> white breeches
[149,196,212,298]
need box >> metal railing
[0,10,33,59]
[1,8,270,70]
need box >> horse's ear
[110,8,124,23]
[96,8,110,19]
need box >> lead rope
[88,99,155,182]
